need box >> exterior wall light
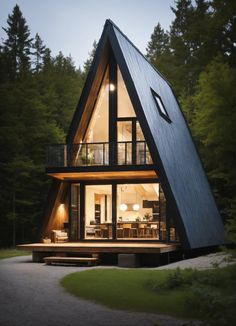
[120,203,128,211]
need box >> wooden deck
[17,242,179,254]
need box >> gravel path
[0,256,201,326]
[156,252,234,270]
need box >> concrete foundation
[118,254,139,268]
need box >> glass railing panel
[46,144,67,167]
[72,143,109,166]
[117,142,132,165]
[136,141,153,165]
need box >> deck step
[44,256,99,266]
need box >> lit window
[151,88,171,123]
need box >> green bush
[148,265,236,325]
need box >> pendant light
[120,203,128,211]
[132,203,140,211]
[119,186,127,211]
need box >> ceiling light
[109,83,115,91]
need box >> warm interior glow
[85,185,112,239]
[117,67,136,117]
[57,203,66,229]
[120,203,128,211]
[132,204,140,211]
[109,83,115,91]
[58,203,65,211]
[83,67,109,143]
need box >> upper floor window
[117,67,136,118]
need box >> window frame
[151,88,171,123]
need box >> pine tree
[2,4,33,79]
[209,0,236,67]
[146,23,170,63]
[32,33,46,73]
[169,0,195,94]
[82,40,97,80]
[146,23,174,85]
[192,57,236,220]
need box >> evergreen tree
[146,23,170,63]
[32,33,46,73]
[146,23,173,81]
[42,48,52,71]
[82,40,97,80]
[0,45,8,83]
[209,0,236,67]
[169,0,196,94]
[0,5,84,247]
[192,57,236,221]
[2,4,33,79]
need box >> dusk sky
[0,0,175,68]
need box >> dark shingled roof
[68,20,225,249]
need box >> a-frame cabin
[38,20,225,255]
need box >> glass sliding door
[73,181,178,243]
[117,183,160,240]
[84,185,112,239]
[116,183,178,241]
[70,184,80,241]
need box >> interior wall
[85,185,112,227]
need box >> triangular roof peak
[104,19,170,85]
[67,20,225,249]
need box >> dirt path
[0,256,201,326]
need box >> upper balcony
[46,141,153,168]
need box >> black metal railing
[46,141,153,167]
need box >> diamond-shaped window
[151,89,171,123]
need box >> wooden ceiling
[48,170,157,181]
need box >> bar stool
[123,224,132,238]
[150,225,158,238]
[138,224,147,237]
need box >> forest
[0,0,235,248]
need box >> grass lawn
[61,265,236,325]
[0,248,30,260]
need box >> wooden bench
[44,256,99,266]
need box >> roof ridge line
[105,19,172,88]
